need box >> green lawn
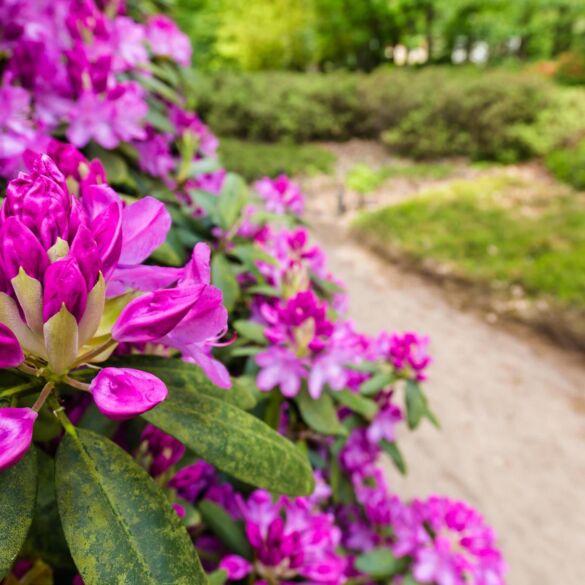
[353,174,585,309]
[219,138,335,182]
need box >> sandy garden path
[302,142,585,585]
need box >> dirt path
[312,220,585,585]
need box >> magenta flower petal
[43,257,88,323]
[90,367,168,420]
[119,197,171,265]
[112,286,204,343]
[0,217,49,281]
[91,201,123,279]
[0,407,37,471]
[0,324,24,368]
[181,243,211,285]
[70,224,101,290]
[219,555,252,580]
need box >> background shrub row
[192,68,585,164]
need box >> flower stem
[48,394,77,436]
[65,376,91,392]
[0,381,39,399]
[32,381,55,412]
[73,337,117,368]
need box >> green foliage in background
[353,174,585,309]
[219,139,335,181]
[172,0,585,71]
[193,68,569,163]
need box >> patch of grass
[219,138,335,182]
[545,139,585,190]
[353,175,585,308]
[346,161,456,195]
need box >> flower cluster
[0,151,227,470]
[0,0,215,191]
[220,490,347,585]
[0,4,506,585]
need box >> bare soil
[301,142,585,585]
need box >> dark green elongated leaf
[199,500,252,559]
[405,380,440,430]
[233,320,266,344]
[296,389,347,437]
[104,355,257,411]
[360,372,394,396]
[405,380,424,429]
[207,570,228,585]
[212,255,240,312]
[145,107,175,133]
[217,174,247,230]
[22,451,72,570]
[56,429,206,585]
[329,455,355,505]
[246,285,281,297]
[84,144,130,186]
[355,548,402,579]
[189,158,221,178]
[189,189,220,218]
[143,384,314,496]
[135,73,183,105]
[332,389,378,420]
[380,440,407,475]
[150,240,185,267]
[0,449,38,578]
[402,576,423,585]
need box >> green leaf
[355,548,402,579]
[332,389,378,420]
[360,372,394,396]
[143,383,314,496]
[233,320,266,344]
[0,449,38,578]
[212,254,240,312]
[217,173,247,230]
[295,389,347,437]
[84,145,130,186]
[402,576,423,585]
[150,240,185,267]
[22,451,72,570]
[405,380,439,430]
[207,570,228,585]
[145,107,176,134]
[329,455,355,504]
[135,73,183,105]
[103,355,257,411]
[405,380,424,429]
[380,440,407,475]
[56,429,206,585]
[199,500,252,559]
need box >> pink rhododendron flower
[255,175,304,216]
[90,367,168,420]
[0,408,37,470]
[146,15,192,66]
[230,490,347,584]
[220,555,252,580]
[139,424,186,477]
[0,151,229,467]
[0,323,24,367]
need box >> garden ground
[300,142,585,585]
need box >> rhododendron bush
[0,1,506,585]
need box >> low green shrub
[555,52,585,86]
[192,68,557,162]
[546,139,585,190]
[219,138,335,181]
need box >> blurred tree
[168,0,585,71]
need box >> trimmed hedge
[191,68,558,162]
